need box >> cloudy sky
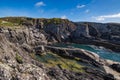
[0,0,120,22]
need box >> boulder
[110,64,120,72]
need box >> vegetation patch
[0,17,70,29]
[0,20,15,26]
[0,20,23,30]
[15,54,23,64]
[35,52,84,72]
[0,17,33,29]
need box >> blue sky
[0,0,120,22]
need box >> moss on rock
[35,52,84,73]
[15,54,23,64]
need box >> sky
[0,0,120,23]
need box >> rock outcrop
[0,17,120,80]
[1,17,120,52]
[44,45,117,80]
[110,64,120,72]
[70,22,120,52]
[0,63,49,80]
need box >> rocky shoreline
[0,17,120,80]
[45,45,120,79]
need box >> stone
[110,64,120,72]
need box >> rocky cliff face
[0,17,120,80]
[70,22,120,52]
[0,30,49,80]
[73,22,120,39]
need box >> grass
[0,17,31,24]
[35,52,84,72]
[0,17,70,29]
[0,17,33,29]
[0,19,22,29]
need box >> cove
[53,43,120,62]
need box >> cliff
[0,17,120,80]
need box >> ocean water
[54,43,120,62]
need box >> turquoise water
[53,43,120,62]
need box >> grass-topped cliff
[0,17,70,27]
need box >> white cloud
[35,1,46,7]
[76,5,86,9]
[85,9,90,13]
[93,13,120,21]
[61,15,67,19]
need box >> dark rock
[47,67,115,80]
[34,45,46,55]
[110,64,120,72]
[104,74,115,80]
[84,67,115,80]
